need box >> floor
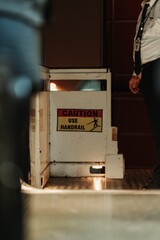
[44,169,152,190]
[22,169,160,240]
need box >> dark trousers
[140,58,160,183]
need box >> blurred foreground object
[0,0,50,239]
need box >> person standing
[129,0,160,189]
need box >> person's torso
[135,0,160,64]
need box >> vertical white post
[30,94,41,188]
[106,71,112,154]
[35,94,41,187]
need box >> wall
[43,0,103,68]
[105,0,142,91]
[107,0,155,168]
[43,0,155,168]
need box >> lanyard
[142,0,159,25]
[136,0,159,40]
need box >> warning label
[57,109,103,132]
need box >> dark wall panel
[109,0,154,169]
[105,22,112,68]
[106,0,142,91]
[114,0,141,20]
[113,93,155,168]
[114,22,135,74]
[43,0,103,68]
[106,0,112,20]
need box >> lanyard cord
[136,0,159,39]
[143,0,159,24]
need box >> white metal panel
[49,72,109,80]
[50,91,108,163]
[50,163,105,177]
[105,154,125,179]
[49,68,110,73]
[40,66,50,80]
[49,69,124,178]
[28,68,125,179]
[30,92,50,188]
[30,94,41,188]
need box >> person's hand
[129,76,141,94]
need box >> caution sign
[57,109,103,132]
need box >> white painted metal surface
[50,91,107,163]
[30,92,50,188]
[50,162,105,177]
[40,66,50,81]
[105,154,124,179]
[49,69,124,178]
[29,68,124,187]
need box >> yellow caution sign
[57,109,103,132]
